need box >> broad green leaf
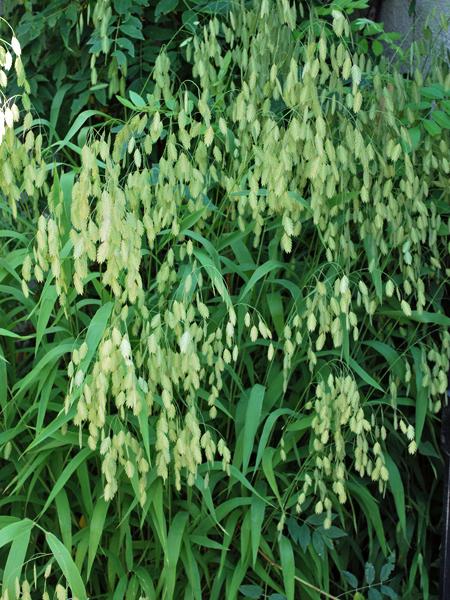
[323,525,347,540]
[365,562,376,585]
[255,408,296,470]
[407,127,421,151]
[27,403,76,452]
[250,493,266,566]
[421,84,445,99]
[432,109,450,129]
[3,527,31,596]
[35,283,58,353]
[150,479,168,551]
[0,519,34,549]
[411,346,428,447]
[36,365,57,433]
[135,566,157,600]
[423,119,441,136]
[363,340,404,380]
[14,341,75,398]
[348,355,384,392]
[54,109,111,150]
[46,531,87,600]
[218,510,240,579]
[379,309,450,327]
[239,584,263,598]
[261,448,281,504]
[266,291,285,338]
[380,586,398,599]
[116,94,136,110]
[217,50,232,81]
[190,535,224,551]
[385,454,406,536]
[87,497,110,578]
[347,480,387,554]
[138,393,151,462]
[80,301,114,372]
[279,535,295,600]
[242,384,265,475]
[312,529,324,557]
[363,235,382,300]
[372,39,383,56]
[0,345,6,416]
[55,489,72,551]
[155,0,179,19]
[192,248,232,310]
[343,570,358,588]
[113,576,128,600]
[324,350,385,392]
[380,558,395,582]
[298,524,311,552]
[41,448,92,515]
[50,82,72,139]
[239,260,284,302]
[163,511,189,599]
[129,90,146,108]
[0,328,32,339]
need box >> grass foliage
[0,0,449,598]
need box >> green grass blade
[279,534,295,600]
[242,384,265,475]
[385,454,406,537]
[46,531,88,600]
[40,447,92,516]
[411,346,428,447]
[35,283,58,354]
[163,511,189,599]
[55,489,73,551]
[250,492,266,566]
[0,519,34,548]
[3,526,31,596]
[87,497,109,579]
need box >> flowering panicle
[21,0,450,515]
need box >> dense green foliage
[0,1,449,599]
[3,0,397,121]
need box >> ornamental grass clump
[0,0,449,598]
[24,0,449,508]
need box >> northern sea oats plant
[0,0,449,598]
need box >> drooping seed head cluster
[21,1,450,517]
[0,33,24,144]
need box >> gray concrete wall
[379,0,450,54]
